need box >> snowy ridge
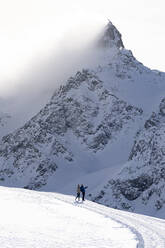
[0,186,165,248]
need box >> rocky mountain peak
[98,21,124,49]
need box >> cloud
[0,5,106,130]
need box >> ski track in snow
[52,193,165,248]
[1,187,165,248]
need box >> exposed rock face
[92,98,165,214]
[98,21,124,49]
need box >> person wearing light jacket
[75,184,81,201]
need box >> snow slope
[1,186,165,248]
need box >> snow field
[1,186,165,248]
[0,187,137,248]
[49,193,165,248]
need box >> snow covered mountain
[0,68,142,189]
[94,98,165,216]
[0,21,165,218]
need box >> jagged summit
[98,21,124,49]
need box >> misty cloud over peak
[0,19,129,137]
[0,21,110,130]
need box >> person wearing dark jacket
[80,184,88,201]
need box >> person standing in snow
[80,184,88,201]
[75,184,81,201]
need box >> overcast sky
[0,0,164,94]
